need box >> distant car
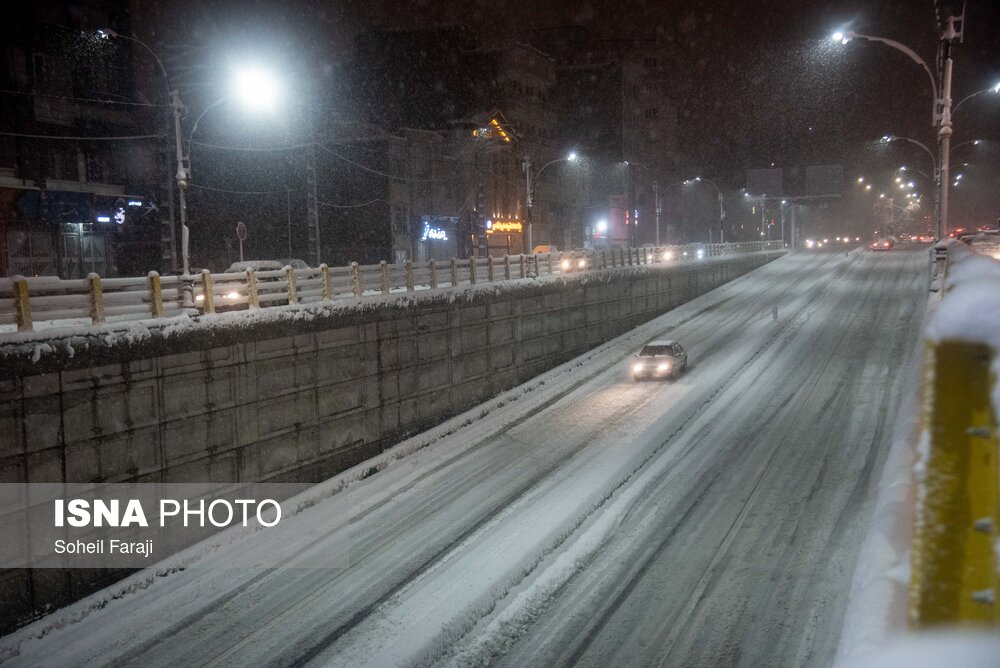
[559,251,589,272]
[224,260,285,274]
[278,258,311,270]
[870,239,894,251]
[632,340,688,381]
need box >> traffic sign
[236,221,247,241]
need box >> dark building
[0,2,168,279]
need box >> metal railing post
[147,271,163,317]
[13,276,31,332]
[88,273,105,324]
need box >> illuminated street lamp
[953,82,1000,116]
[523,151,579,252]
[834,15,964,245]
[100,28,179,271]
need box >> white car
[632,340,689,381]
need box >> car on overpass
[632,340,688,381]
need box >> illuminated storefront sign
[486,220,522,235]
[421,222,448,241]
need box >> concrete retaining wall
[0,251,780,630]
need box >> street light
[523,151,578,252]
[686,177,726,243]
[833,14,965,246]
[833,30,938,124]
[953,82,1000,116]
[100,28,179,272]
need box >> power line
[314,141,457,183]
[318,197,383,208]
[187,182,290,195]
[0,131,160,141]
[0,88,168,108]
[191,140,314,152]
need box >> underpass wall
[0,251,781,629]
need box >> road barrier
[910,240,1000,627]
[0,241,781,333]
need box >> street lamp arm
[103,30,171,102]
[900,137,938,170]
[534,157,568,181]
[954,84,1000,115]
[846,31,938,103]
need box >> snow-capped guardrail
[0,241,781,333]
[911,239,1000,626]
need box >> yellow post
[351,262,362,297]
[320,263,331,300]
[910,339,999,627]
[246,268,259,308]
[13,276,32,332]
[88,273,105,323]
[147,271,163,317]
[201,270,215,314]
[286,266,298,304]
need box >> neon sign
[421,222,448,241]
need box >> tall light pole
[834,14,964,245]
[100,29,179,272]
[524,151,578,252]
[687,177,726,243]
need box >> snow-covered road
[2,247,930,667]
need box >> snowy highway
[2,247,931,667]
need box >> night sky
[154,0,999,178]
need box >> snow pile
[835,632,1000,668]
[839,240,1000,664]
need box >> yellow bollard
[910,339,999,627]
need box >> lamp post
[687,177,726,243]
[834,14,964,246]
[524,151,578,252]
[100,28,179,272]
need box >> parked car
[632,340,688,381]
[224,260,285,274]
[532,244,559,254]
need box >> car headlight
[696,249,705,259]
[225,291,240,300]
[561,259,571,270]
[578,258,587,269]
[195,294,205,302]
[657,362,670,372]
[663,251,674,261]
[633,363,644,373]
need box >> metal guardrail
[0,241,782,333]
[910,240,1000,626]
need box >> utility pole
[305,143,320,266]
[718,193,726,243]
[524,158,534,253]
[936,14,960,241]
[654,181,661,246]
